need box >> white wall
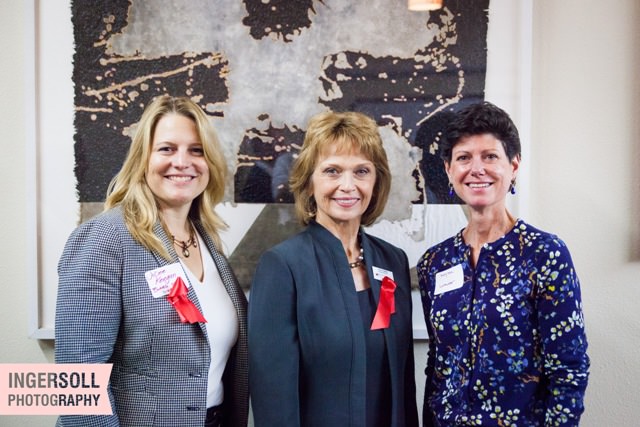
[0,1,56,426]
[530,0,640,424]
[1,0,639,426]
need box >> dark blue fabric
[357,289,391,427]
[418,219,589,427]
[249,221,418,427]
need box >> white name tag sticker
[372,266,394,281]
[434,264,464,295]
[144,263,189,298]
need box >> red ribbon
[167,277,207,324]
[371,276,396,330]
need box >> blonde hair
[290,111,391,226]
[105,95,227,258]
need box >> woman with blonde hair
[55,95,248,427]
[249,111,418,427]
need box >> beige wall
[0,1,56,426]
[1,0,639,425]
[530,0,640,423]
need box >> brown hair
[290,111,391,226]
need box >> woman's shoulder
[59,208,132,266]
[261,228,314,258]
[509,220,578,269]
[251,230,318,280]
[512,219,569,251]
[67,207,129,241]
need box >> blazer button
[186,406,200,411]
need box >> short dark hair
[441,101,521,163]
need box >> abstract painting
[70,0,489,288]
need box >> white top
[182,232,239,408]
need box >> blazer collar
[306,220,366,247]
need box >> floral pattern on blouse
[418,220,589,427]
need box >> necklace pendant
[183,248,190,258]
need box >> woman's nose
[339,174,355,191]
[470,160,485,176]
[173,149,191,168]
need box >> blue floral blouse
[417,219,589,427]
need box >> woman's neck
[317,218,361,260]
[463,209,516,249]
[160,208,191,240]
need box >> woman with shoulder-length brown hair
[248,110,419,427]
[55,95,248,427]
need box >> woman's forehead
[453,133,506,151]
[319,137,367,157]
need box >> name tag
[434,264,464,295]
[372,265,394,281]
[145,263,189,298]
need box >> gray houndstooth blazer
[55,207,248,427]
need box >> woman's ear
[511,154,521,178]
[444,161,452,179]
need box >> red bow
[371,276,396,330]
[167,277,206,324]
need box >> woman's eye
[355,168,370,176]
[191,147,205,156]
[158,146,173,152]
[323,167,338,175]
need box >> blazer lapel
[192,221,248,317]
[151,221,208,333]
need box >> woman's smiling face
[310,143,376,230]
[446,133,519,212]
[146,113,209,212]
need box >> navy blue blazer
[248,221,418,427]
[55,207,248,427]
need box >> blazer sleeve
[248,248,301,427]
[55,218,123,427]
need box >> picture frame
[27,0,532,340]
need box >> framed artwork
[27,0,532,339]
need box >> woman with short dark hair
[418,101,590,427]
